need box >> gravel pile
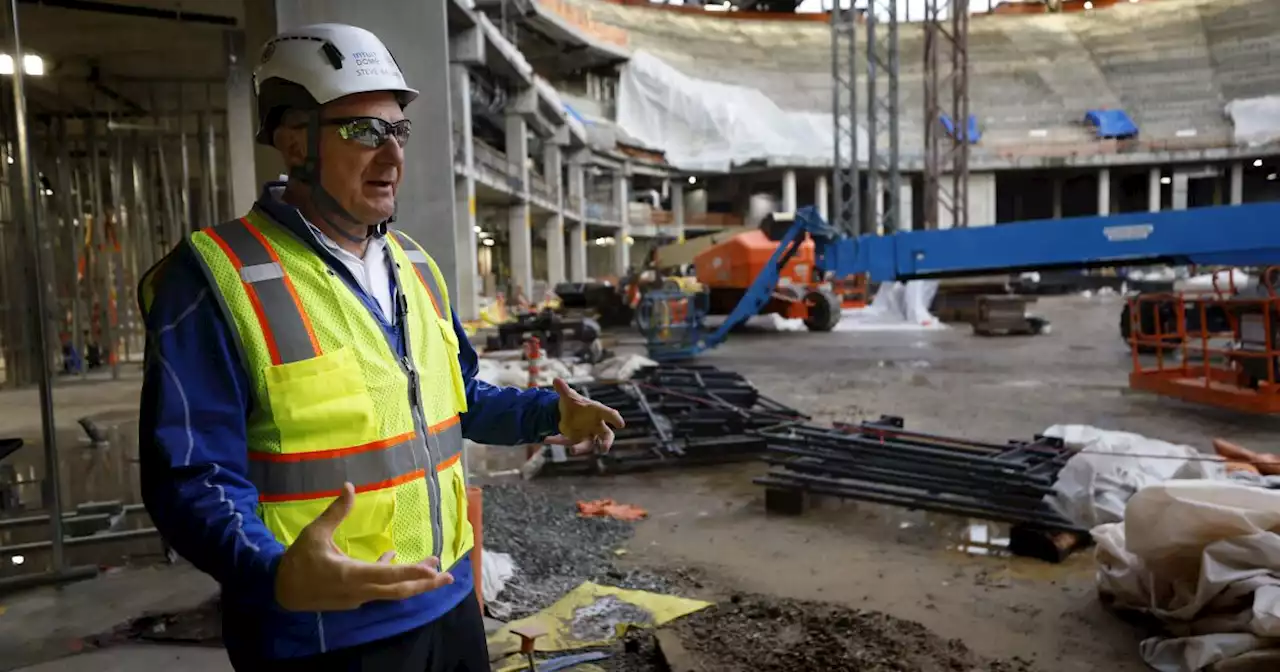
[607,593,1037,672]
[482,482,678,619]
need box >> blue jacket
[138,186,561,660]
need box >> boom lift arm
[651,201,1280,359]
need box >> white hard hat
[252,23,419,145]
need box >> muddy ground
[536,293,1280,672]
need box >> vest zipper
[397,309,445,563]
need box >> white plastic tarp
[1225,95,1280,148]
[834,280,945,332]
[1042,425,1227,529]
[1092,482,1280,671]
[616,50,861,172]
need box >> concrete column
[815,174,829,221]
[1051,177,1063,219]
[1230,162,1244,205]
[1148,167,1162,213]
[449,60,479,320]
[239,0,284,190]
[1172,171,1189,211]
[274,0,460,303]
[543,143,565,285]
[568,158,587,281]
[224,30,258,217]
[505,113,533,300]
[782,169,797,213]
[671,180,685,243]
[898,180,913,231]
[614,171,629,277]
[1097,168,1111,216]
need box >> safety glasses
[322,116,413,149]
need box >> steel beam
[865,0,901,234]
[923,0,970,230]
[830,2,860,235]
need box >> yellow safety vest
[141,207,473,571]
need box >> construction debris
[577,499,648,522]
[755,417,1085,557]
[535,364,806,477]
[609,594,1036,672]
[482,483,680,621]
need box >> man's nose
[377,135,406,162]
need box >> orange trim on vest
[240,217,323,357]
[204,226,283,366]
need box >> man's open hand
[274,483,454,612]
[544,378,625,455]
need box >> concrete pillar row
[1230,162,1244,206]
[1097,168,1111,216]
[815,174,829,221]
[1172,171,1189,211]
[543,144,565,286]
[505,114,533,301]
[1148,167,1162,213]
[614,171,630,277]
[450,62,479,320]
[782,169,797,213]
[568,159,587,281]
[670,180,685,243]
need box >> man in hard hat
[137,23,624,670]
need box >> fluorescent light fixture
[687,176,696,185]
[1254,159,1264,167]
[473,225,481,233]
[1268,173,1278,181]
[481,238,495,247]
[1083,1,1094,8]
[0,53,45,76]
[1160,176,1172,185]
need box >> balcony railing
[473,139,522,192]
[529,172,555,204]
[586,199,620,223]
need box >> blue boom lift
[637,202,1280,361]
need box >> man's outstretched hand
[274,483,454,612]
[545,378,626,456]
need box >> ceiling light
[1269,174,1278,181]
[625,236,635,245]
[1254,159,1264,167]
[44,188,53,196]
[10,555,23,565]
[687,176,696,185]
[473,225,481,233]
[481,238,495,247]
[1083,1,1094,8]
[0,53,45,76]
[1160,176,1172,185]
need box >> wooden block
[655,629,702,672]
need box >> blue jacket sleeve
[454,311,561,445]
[138,243,285,606]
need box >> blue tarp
[1084,109,1139,139]
[939,114,981,144]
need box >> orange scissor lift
[1128,268,1280,414]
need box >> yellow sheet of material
[487,582,712,657]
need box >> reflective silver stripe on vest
[249,420,464,499]
[390,231,445,316]
[213,219,318,364]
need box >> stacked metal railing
[539,364,807,476]
[754,416,1082,532]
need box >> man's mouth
[367,180,393,188]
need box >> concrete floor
[1,293,1277,670]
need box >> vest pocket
[259,489,396,563]
[449,464,474,563]
[436,320,470,414]
[262,345,382,454]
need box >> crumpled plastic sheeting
[1092,482,1280,672]
[1225,95,1280,148]
[616,50,864,172]
[482,550,517,604]
[1042,425,1227,529]
[834,280,945,332]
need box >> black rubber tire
[804,289,843,332]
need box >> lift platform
[639,202,1280,413]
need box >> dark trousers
[231,596,489,672]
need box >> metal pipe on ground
[0,526,161,555]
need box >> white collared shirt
[304,221,395,324]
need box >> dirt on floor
[607,593,1037,672]
[562,294,1274,672]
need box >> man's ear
[274,125,307,168]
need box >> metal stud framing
[923,0,971,230]
[830,2,860,235]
